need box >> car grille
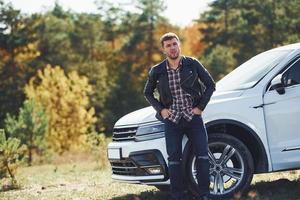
[112,126,138,141]
[110,159,148,176]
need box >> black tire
[184,133,254,199]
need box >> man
[143,32,215,200]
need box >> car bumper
[107,137,169,183]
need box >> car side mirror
[271,74,285,95]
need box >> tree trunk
[28,147,32,166]
[5,161,15,180]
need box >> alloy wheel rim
[191,142,245,196]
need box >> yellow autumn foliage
[25,65,97,153]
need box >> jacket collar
[166,56,183,71]
[158,55,190,74]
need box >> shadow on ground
[244,178,300,200]
[109,179,300,200]
[109,190,194,200]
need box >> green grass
[1,162,300,200]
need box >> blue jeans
[164,115,210,200]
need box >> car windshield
[216,50,292,92]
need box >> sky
[4,0,212,26]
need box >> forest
[0,0,299,169]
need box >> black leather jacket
[143,56,216,121]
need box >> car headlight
[135,123,165,141]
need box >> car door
[263,57,300,171]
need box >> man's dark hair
[160,32,180,47]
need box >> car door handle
[252,102,276,109]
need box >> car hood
[114,106,157,127]
[209,90,245,103]
[114,90,245,127]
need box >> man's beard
[168,52,179,60]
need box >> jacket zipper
[179,71,196,102]
[180,71,193,86]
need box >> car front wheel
[185,133,254,199]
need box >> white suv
[107,43,300,199]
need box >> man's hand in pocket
[192,107,203,115]
[161,109,172,119]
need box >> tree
[103,0,173,133]
[96,0,126,51]
[201,45,237,80]
[70,13,112,132]
[4,99,47,165]
[30,5,115,133]
[0,129,26,187]
[180,22,205,57]
[198,0,300,76]
[25,65,96,153]
[30,5,75,72]
[0,1,38,127]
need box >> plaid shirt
[166,58,194,124]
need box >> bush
[86,132,111,169]
[25,65,97,154]
[0,129,26,190]
[5,99,48,166]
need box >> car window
[282,58,300,87]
